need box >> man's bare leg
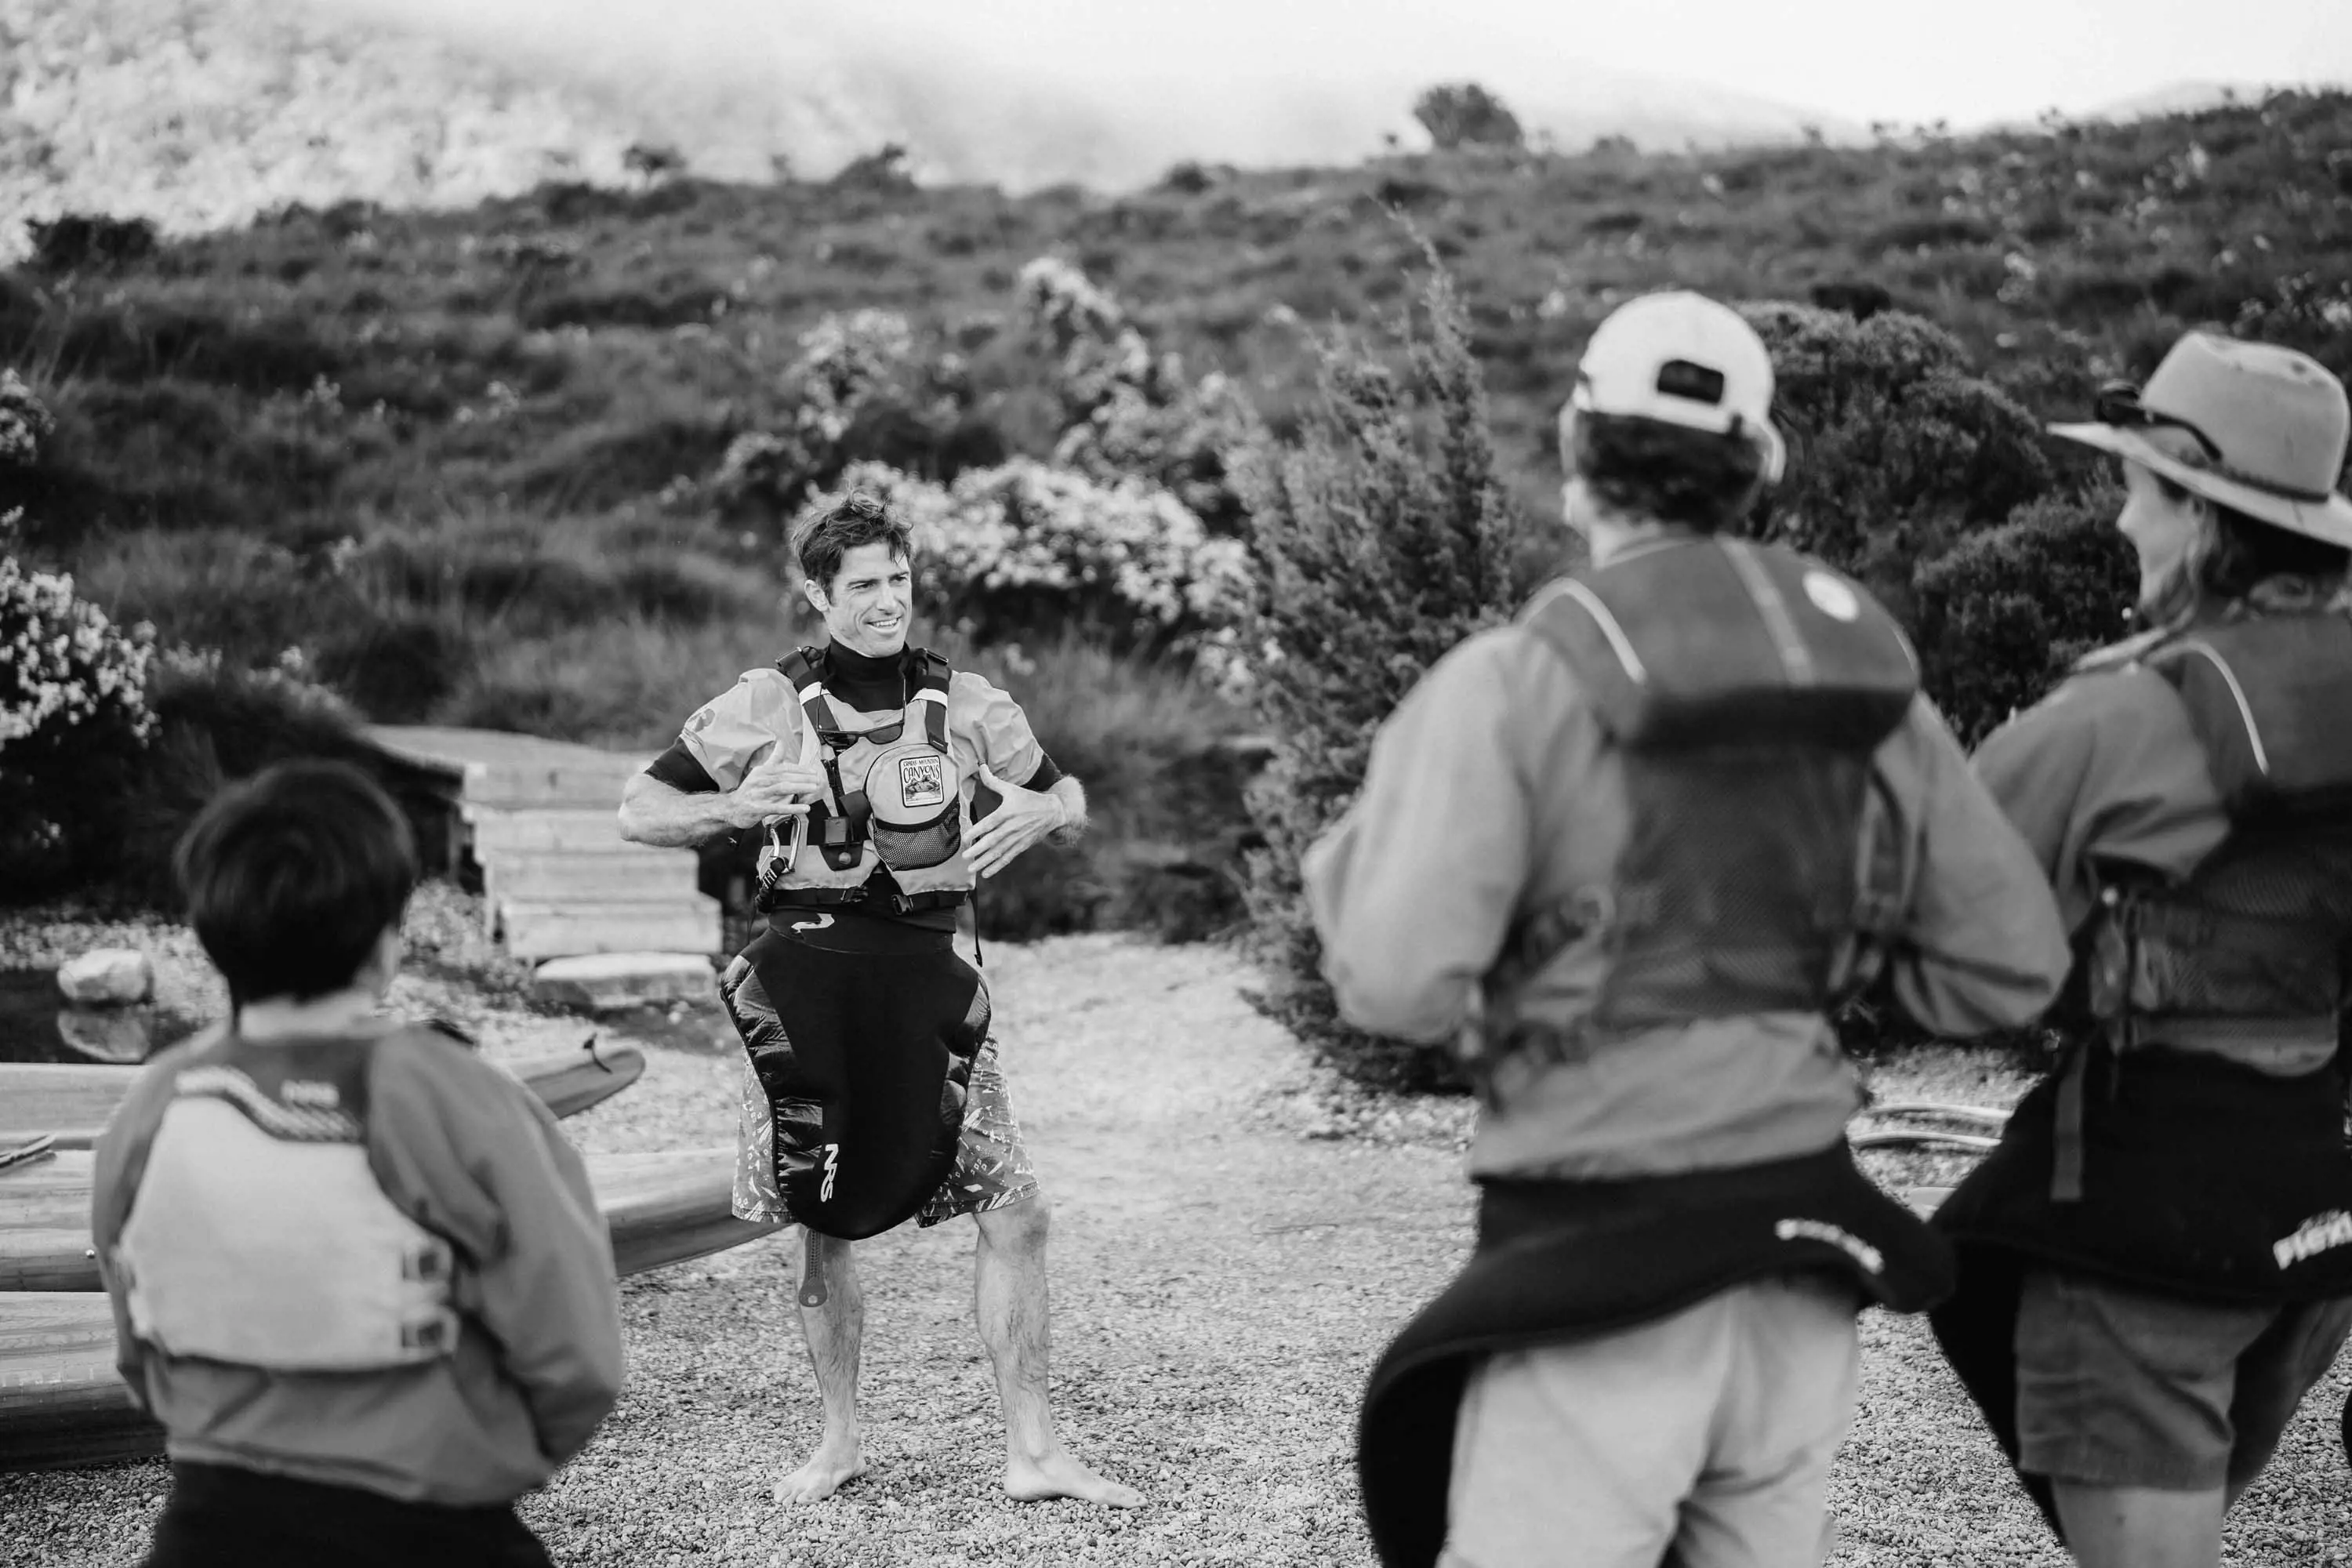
[774,1229,869,1503]
[973,1196,1142,1508]
[2051,1481,2222,1568]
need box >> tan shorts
[1439,1273,1860,1568]
[731,1038,1040,1229]
[2014,1268,2352,1492]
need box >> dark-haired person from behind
[1929,334,2352,1568]
[91,760,624,1568]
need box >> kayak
[0,1146,776,1292]
[0,1036,647,1150]
[0,1147,781,1471]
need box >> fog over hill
[2,0,1864,259]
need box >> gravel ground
[4,899,2351,1566]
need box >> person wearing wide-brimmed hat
[1930,332,2352,1568]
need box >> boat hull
[0,1040,646,1151]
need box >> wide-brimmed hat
[2049,332,2352,547]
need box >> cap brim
[2049,422,2352,550]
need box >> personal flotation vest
[754,646,975,915]
[1485,535,1919,1062]
[2084,611,2352,1065]
[2034,608,2352,1201]
[111,1026,461,1372]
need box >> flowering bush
[793,459,1249,651]
[710,310,979,528]
[1018,257,1261,535]
[1,511,158,895]
[0,370,56,470]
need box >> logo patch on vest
[1775,1218,1885,1275]
[896,753,946,809]
[2274,1209,2352,1269]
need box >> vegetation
[1234,269,1519,1091]
[2,89,2347,966]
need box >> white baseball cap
[1566,290,1786,482]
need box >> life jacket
[754,646,975,915]
[2082,612,2352,1069]
[110,1026,461,1372]
[1488,535,1918,1059]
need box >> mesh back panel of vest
[1600,744,1874,1027]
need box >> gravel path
[4,913,2350,1566]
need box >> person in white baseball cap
[1308,289,2068,1568]
[1931,333,2352,1568]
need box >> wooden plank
[482,850,700,906]
[0,1146,769,1294]
[0,1043,645,1151]
[0,1150,782,1471]
[499,899,721,961]
[464,808,630,854]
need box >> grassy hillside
[4,89,2349,931]
[9,89,2348,555]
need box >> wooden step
[482,849,700,906]
[497,898,723,960]
[465,808,630,855]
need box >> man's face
[805,541,913,657]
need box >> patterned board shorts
[732,1036,1040,1229]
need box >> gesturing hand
[730,754,829,829]
[964,764,1068,880]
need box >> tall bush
[1232,267,1521,1091]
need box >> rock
[55,949,152,1006]
[54,1006,151,1063]
[531,952,714,1012]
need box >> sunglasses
[2092,381,2226,464]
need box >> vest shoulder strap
[1522,538,1916,752]
[2147,612,2352,817]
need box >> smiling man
[616,491,1136,1509]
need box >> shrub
[111,649,391,909]
[950,634,1257,943]
[1910,484,2136,746]
[27,213,159,273]
[1412,83,1525,151]
[0,512,158,896]
[1018,256,1261,535]
[1232,265,1521,1092]
[0,370,56,470]
[1742,303,2053,615]
[793,459,1249,653]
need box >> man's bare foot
[771,1441,866,1504]
[1004,1450,1143,1508]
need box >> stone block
[55,949,153,1006]
[532,951,717,1011]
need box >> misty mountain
[1,0,1865,260]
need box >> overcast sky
[310,0,2351,128]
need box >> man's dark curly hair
[1562,409,1769,533]
[792,491,913,591]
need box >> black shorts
[144,1462,550,1568]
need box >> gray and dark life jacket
[2082,612,2352,1073]
[754,646,975,915]
[1494,535,1919,1054]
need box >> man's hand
[964,764,1071,880]
[728,755,829,829]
